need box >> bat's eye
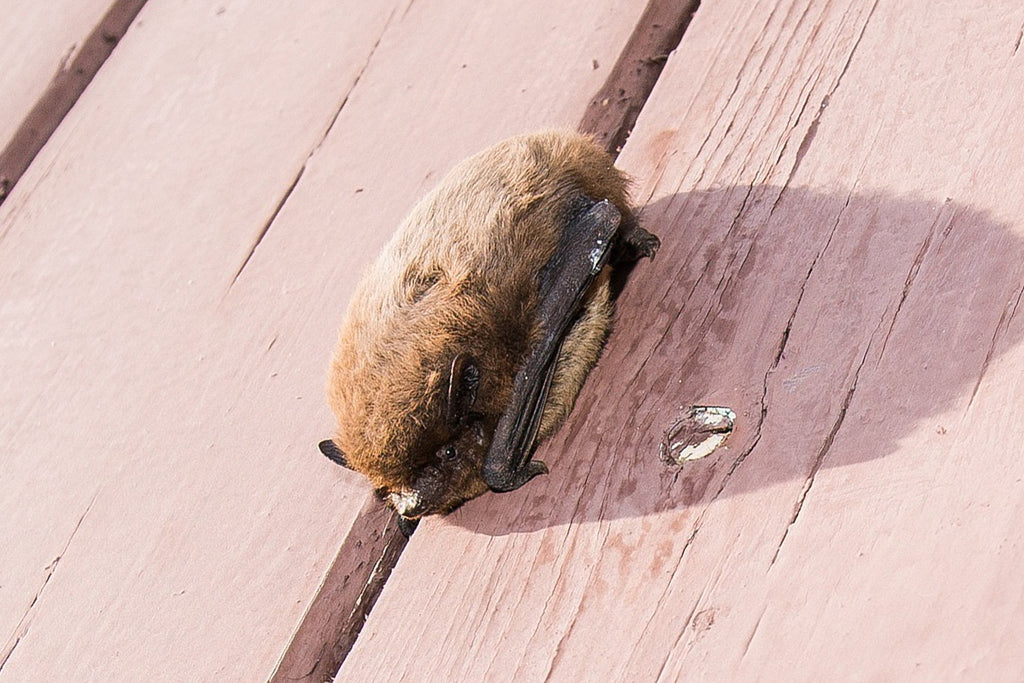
[442,445,458,461]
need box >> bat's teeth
[390,489,422,516]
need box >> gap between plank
[273,1,701,679]
[579,0,701,156]
[269,498,408,682]
[0,0,148,206]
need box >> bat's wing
[482,199,621,492]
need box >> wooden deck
[3,1,1024,680]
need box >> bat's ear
[319,439,353,469]
[446,352,480,427]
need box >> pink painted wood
[0,1,142,199]
[339,1,1024,680]
[0,0,647,678]
[0,1,114,149]
[0,3,408,675]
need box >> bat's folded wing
[482,199,621,493]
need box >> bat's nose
[389,489,423,517]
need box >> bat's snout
[389,489,424,518]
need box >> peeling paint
[662,405,736,465]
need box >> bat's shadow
[446,185,1024,535]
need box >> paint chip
[661,406,736,465]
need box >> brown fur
[325,130,644,518]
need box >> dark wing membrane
[482,199,621,492]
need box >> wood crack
[228,166,305,289]
[784,96,825,185]
[0,493,96,673]
[625,486,713,676]
[878,199,956,358]
[526,452,602,682]
[967,283,1024,410]
[740,605,767,660]
[540,513,609,681]
[757,192,858,568]
[770,344,869,567]
[830,0,879,102]
[665,184,759,376]
[227,10,394,291]
[775,0,878,192]
[711,187,849,503]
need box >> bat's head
[322,352,499,522]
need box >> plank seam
[0,0,148,206]
[268,498,408,682]
[578,0,701,156]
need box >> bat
[319,130,658,531]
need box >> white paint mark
[694,405,735,428]
[676,433,726,462]
[663,405,736,465]
[783,365,824,392]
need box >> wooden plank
[0,1,404,677]
[0,1,144,201]
[338,0,1024,680]
[0,0,650,679]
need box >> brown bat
[319,130,658,532]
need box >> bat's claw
[615,221,661,263]
[484,459,549,493]
[630,227,661,260]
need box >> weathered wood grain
[0,1,406,677]
[0,1,144,202]
[0,0,649,679]
[339,0,1024,680]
